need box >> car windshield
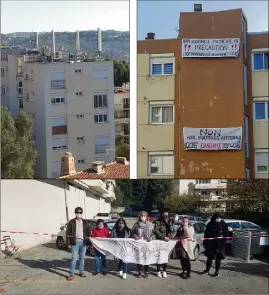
[227,222,241,229]
[97,213,109,216]
[105,222,115,230]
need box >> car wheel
[56,236,66,249]
[87,244,95,257]
[192,245,200,261]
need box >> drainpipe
[64,181,69,222]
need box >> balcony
[194,183,227,190]
[123,103,130,109]
[51,80,65,90]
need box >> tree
[115,179,133,206]
[164,193,200,214]
[1,107,37,178]
[111,184,124,208]
[104,58,129,86]
[226,180,269,212]
[116,139,129,160]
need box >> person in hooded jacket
[202,212,229,277]
[131,211,155,278]
[111,218,131,279]
[153,212,172,278]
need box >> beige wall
[253,121,269,149]
[252,71,269,97]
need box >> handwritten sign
[182,38,240,58]
[183,127,242,151]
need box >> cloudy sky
[1,0,129,33]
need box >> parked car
[171,220,206,261]
[148,211,160,222]
[56,219,116,256]
[110,212,120,219]
[93,213,112,220]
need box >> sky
[1,0,129,33]
[138,0,269,40]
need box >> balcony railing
[51,80,65,89]
[123,103,130,109]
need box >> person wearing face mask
[91,219,110,276]
[202,212,229,277]
[153,212,172,278]
[174,217,197,279]
[131,211,155,278]
[111,218,131,279]
[66,207,91,281]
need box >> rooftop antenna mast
[75,30,80,61]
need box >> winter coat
[111,227,131,238]
[131,220,155,240]
[174,225,197,260]
[66,218,91,246]
[203,220,229,259]
[153,219,172,240]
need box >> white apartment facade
[21,59,115,178]
[114,83,130,144]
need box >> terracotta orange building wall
[177,9,246,179]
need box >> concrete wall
[1,180,111,251]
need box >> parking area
[1,241,268,295]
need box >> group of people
[66,207,229,281]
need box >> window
[241,222,259,229]
[123,110,130,118]
[51,97,65,104]
[123,124,129,135]
[196,179,211,184]
[94,94,107,108]
[78,159,86,163]
[254,102,269,120]
[76,92,83,96]
[1,86,5,95]
[1,67,4,77]
[149,103,174,124]
[253,52,269,71]
[227,222,240,229]
[75,69,82,73]
[77,136,85,143]
[92,68,107,79]
[148,152,174,175]
[51,117,67,127]
[243,65,247,105]
[255,151,269,173]
[94,114,108,123]
[150,54,175,76]
[200,190,209,196]
[244,115,249,158]
[77,114,84,119]
[95,135,109,154]
[242,16,247,59]
[52,139,68,150]
[50,71,65,89]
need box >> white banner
[182,38,240,58]
[90,238,177,264]
[183,127,242,150]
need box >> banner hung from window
[182,38,240,58]
[183,127,242,151]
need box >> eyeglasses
[76,212,82,214]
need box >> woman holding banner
[131,211,155,278]
[111,218,131,279]
[153,212,172,278]
[174,216,196,279]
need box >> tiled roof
[58,161,129,179]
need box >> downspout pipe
[64,181,69,222]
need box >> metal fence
[232,229,269,262]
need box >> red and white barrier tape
[2,231,269,241]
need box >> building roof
[58,161,129,179]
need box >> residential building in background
[137,7,269,180]
[114,83,130,144]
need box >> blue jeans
[70,240,86,275]
[118,260,127,274]
[95,251,107,273]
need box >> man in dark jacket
[67,207,91,281]
[202,212,229,277]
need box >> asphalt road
[0,218,268,294]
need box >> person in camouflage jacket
[153,212,172,278]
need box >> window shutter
[152,64,162,75]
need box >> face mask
[141,216,147,222]
[76,214,82,219]
[216,218,221,223]
[98,225,104,229]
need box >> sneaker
[102,271,107,276]
[144,272,149,278]
[157,271,162,278]
[67,275,74,281]
[163,271,167,278]
[201,270,209,275]
[92,272,100,276]
[118,271,123,277]
[212,272,219,277]
[79,273,86,277]
[184,274,191,279]
[179,272,185,277]
[122,273,127,279]
[137,272,142,278]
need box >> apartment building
[19,55,115,178]
[137,7,269,180]
[114,83,130,144]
